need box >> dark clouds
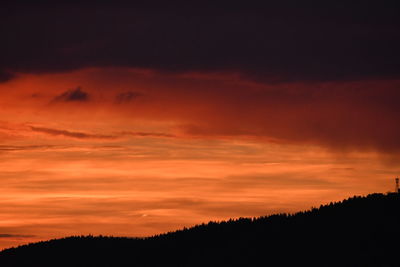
[1,1,400,82]
[0,71,14,83]
[53,87,88,102]
[1,2,400,153]
[131,78,400,153]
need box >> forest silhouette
[0,193,399,267]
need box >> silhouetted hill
[1,193,399,267]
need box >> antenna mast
[396,177,399,193]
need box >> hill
[0,193,399,267]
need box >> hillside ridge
[1,193,399,267]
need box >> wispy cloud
[29,126,174,140]
[0,234,35,239]
[30,126,116,140]
[120,131,175,138]
[0,145,56,152]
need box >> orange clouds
[2,68,400,152]
[0,68,399,249]
[0,136,396,249]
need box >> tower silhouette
[396,177,399,193]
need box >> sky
[0,1,400,249]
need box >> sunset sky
[1,1,400,249]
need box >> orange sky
[0,68,398,249]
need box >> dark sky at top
[1,1,400,83]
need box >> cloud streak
[0,234,35,239]
[28,126,175,141]
[120,131,175,138]
[30,126,116,140]
[0,145,56,152]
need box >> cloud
[121,131,175,138]
[115,91,142,103]
[53,87,89,102]
[0,234,35,239]
[0,71,14,83]
[1,2,399,83]
[29,126,173,140]
[155,81,400,153]
[30,126,116,140]
[3,67,400,153]
[0,145,56,152]
[31,93,41,98]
